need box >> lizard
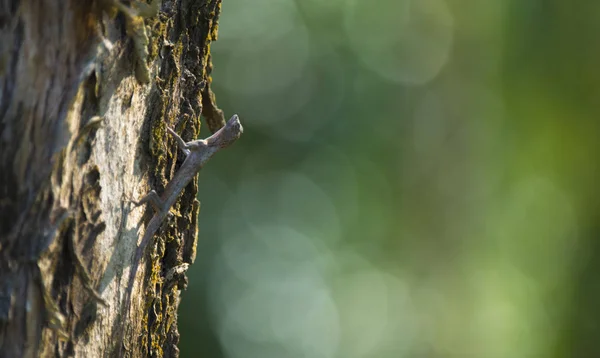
[124,114,243,320]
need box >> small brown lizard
[125,114,243,319]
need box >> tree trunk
[0,0,226,356]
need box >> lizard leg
[131,190,163,212]
[167,127,191,156]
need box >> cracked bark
[0,0,225,356]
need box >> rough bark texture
[0,0,224,356]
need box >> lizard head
[208,114,243,149]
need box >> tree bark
[0,0,225,356]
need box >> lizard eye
[220,115,243,146]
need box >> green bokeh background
[179,1,600,357]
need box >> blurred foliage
[179,0,600,357]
